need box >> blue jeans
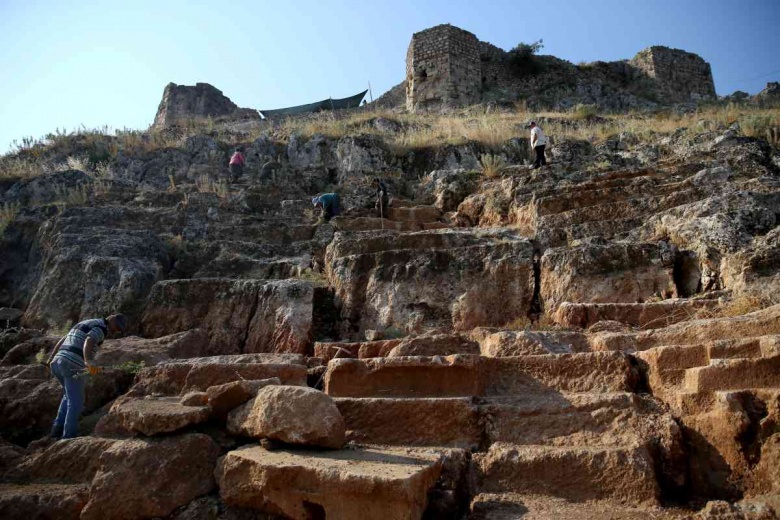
[51,356,86,439]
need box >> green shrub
[507,40,544,75]
[572,104,598,120]
[113,360,146,375]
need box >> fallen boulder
[227,385,345,448]
[206,378,280,418]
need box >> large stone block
[473,443,659,505]
[107,396,211,436]
[216,445,443,520]
[0,483,89,520]
[335,397,480,448]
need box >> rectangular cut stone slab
[473,443,659,505]
[480,393,646,446]
[553,300,718,329]
[469,493,689,519]
[334,397,480,448]
[141,278,313,355]
[479,352,635,395]
[540,242,675,314]
[386,205,442,223]
[631,304,780,351]
[323,352,634,398]
[325,228,535,333]
[684,355,780,393]
[217,445,443,520]
[323,355,481,398]
[109,396,211,436]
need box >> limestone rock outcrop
[153,82,258,128]
[142,278,313,355]
[325,228,535,334]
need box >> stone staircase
[512,162,713,246]
[318,347,686,516]
[2,132,778,519]
[335,198,449,232]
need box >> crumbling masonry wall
[630,46,716,102]
[406,25,717,111]
[406,25,482,112]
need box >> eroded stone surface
[217,445,443,520]
[81,434,220,520]
[206,378,280,418]
[108,396,211,436]
[227,386,345,448]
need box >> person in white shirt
[529,121,547,169]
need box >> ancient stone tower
[405,25,482,112]
[630,46,717,102]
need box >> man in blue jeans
[45,314,128,439]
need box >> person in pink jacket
[229,148,246,180]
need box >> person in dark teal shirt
[312,193,341,221]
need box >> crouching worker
[45,314,127,439]
[312,193,341,222]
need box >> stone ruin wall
[630,46,717,102]
[406,25,717,110]
[405,24,481,112]
[478,41,518,91]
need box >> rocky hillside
[0,100,779,519]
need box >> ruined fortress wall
[630,46,717,101]
[405,25,717,110]
[406,24,482,111]
[478,41,517,91]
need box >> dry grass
[53,183,90,212]
[0,202,20,234]
[694,293,777,320]
[480,154,507,178]
[277,103,780,153]
[3,103,779,185]
[296,269,328,287]
[195,174,229,198]
[503,313,561,331]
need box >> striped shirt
[53,319,108,368]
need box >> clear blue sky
[1,0,779,152]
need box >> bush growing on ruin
[507,39,544,75]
